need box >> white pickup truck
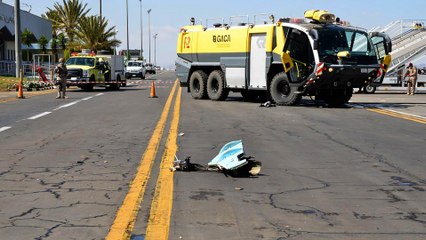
[125,60,146,79]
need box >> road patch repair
[171,140,262,177]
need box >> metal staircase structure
[371,20,426,73]
[370,19,426,86]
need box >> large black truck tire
[189,70,208,99]
[270,72,301,106]
[207,70,229,101]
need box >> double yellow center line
[106,80,181,240]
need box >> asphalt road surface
[0,71,425,240]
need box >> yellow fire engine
[66,51,125,91]
[176,10,392,105]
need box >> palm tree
[51,35,59,60]
[43,0,90,44]
[58,33,67,50]
[42,8,61,37]
[76,16,121,52]
[21,28,36,61]
[38,35,49,54]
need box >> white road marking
[53,101,80,110]
[28,112,52,120]
[8,93,103,128]
[0,126,12,133]
[82,96,94,101]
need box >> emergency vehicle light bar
[304,10,335,24]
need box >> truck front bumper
[309,64,381,90]
[66,77,91,86]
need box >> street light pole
[126,0,129,61]
[14,0,22,78]
[153,33,158,67]
[99,0,102,18]
[147,9,152,63]
[114,28,118,55]
[139,0,143,59]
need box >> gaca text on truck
[66,50,126,91]
[176,10,392,106]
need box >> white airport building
[0,0,52,75]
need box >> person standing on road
[404,63,417,95]
[54,58,68,99]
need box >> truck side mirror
[309,29,319,50]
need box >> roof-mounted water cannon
[190,17,195,26]
[304,10,335,24]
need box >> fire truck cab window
[284,28,315,81]
[317,28,377,64]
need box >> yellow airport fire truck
[66,51,125,91]
[176,10,392,105]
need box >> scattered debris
[171,156,195,172]
[170,156,206,172]
[178,132,185,136]
[235,187,244,191]
[208,140,261,177]
[259,101,276,108]
[171,140,262,177]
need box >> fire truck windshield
[317,28,377,64]
[66,57,95,67]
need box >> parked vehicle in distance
[125,60,146,79]
[145,63,156,74]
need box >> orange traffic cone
[17,69,25,99]
[17,83,25,99]
[150,81,158,98]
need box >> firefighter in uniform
[55,58,68,99]
[404,63,417,95]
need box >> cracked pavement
[1,72,425,239]
[0,82,170,239]
[168,93,426,240]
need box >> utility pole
[99,0,102,18]
[114,28,118,55]
[139,0,143,59]
[126,0,129,60]
[147,9,152,63]
[153,33,158,67]
[14,0,22,78]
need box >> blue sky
[4,0,426,67]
